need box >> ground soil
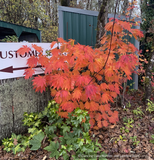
[0,88,154,160]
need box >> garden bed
[0,89,154,160]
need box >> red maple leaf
[17,45,31,55]
[85,84,98,100]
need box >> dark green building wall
[63,12,97,47]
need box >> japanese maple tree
[17,12,143,129]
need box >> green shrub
[2,100,106,159]
[146,99,154,113]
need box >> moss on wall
[0,77,51,142]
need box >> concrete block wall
[0,77,51,143]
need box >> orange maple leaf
[95,113,102,121]
[105,21,113,31]
[102,120,108,127]
[58,112,68,118]
[27,56,38,67]
[95,74,103,81]
[85,101,91,110]
[61,101,76,112]
[97,121,103,128]
[50,41,57,49]
[38,55,49,66]
[17,45,31,55]
[50,89,57,97]
[99,105,106,113]
[55,90,70,101]
[57,37,66,43]
[114,83,120,94]
[110,92,117,98]
[79,102,84,110]
[108,84,115,91]
[104,104,111,111]
[80,91,88,102]
[76,75,92,86]
[32,44,43,53]
[108,116,116,124]
[101,92,110,103]
[89,118,95,128]
[24,68,35,79]
[102,112,109,120]
[100,83,108,90]
[90,101,99,111]
[50,74,66,90]
[112,111,119,121]
[72,88,82,100]
[32,75,46,93]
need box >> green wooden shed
[0,20,41,42]
[58,6,141,90]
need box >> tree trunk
[122,0,129,14]
[95,0,109,48]
[60,0,72,6]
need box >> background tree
[95,0,111,48]
[0,0,59,42]
[60,0,77,6]
[60,0,71,6]
[141,0,154,102]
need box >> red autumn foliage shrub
[17,18,143,128]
